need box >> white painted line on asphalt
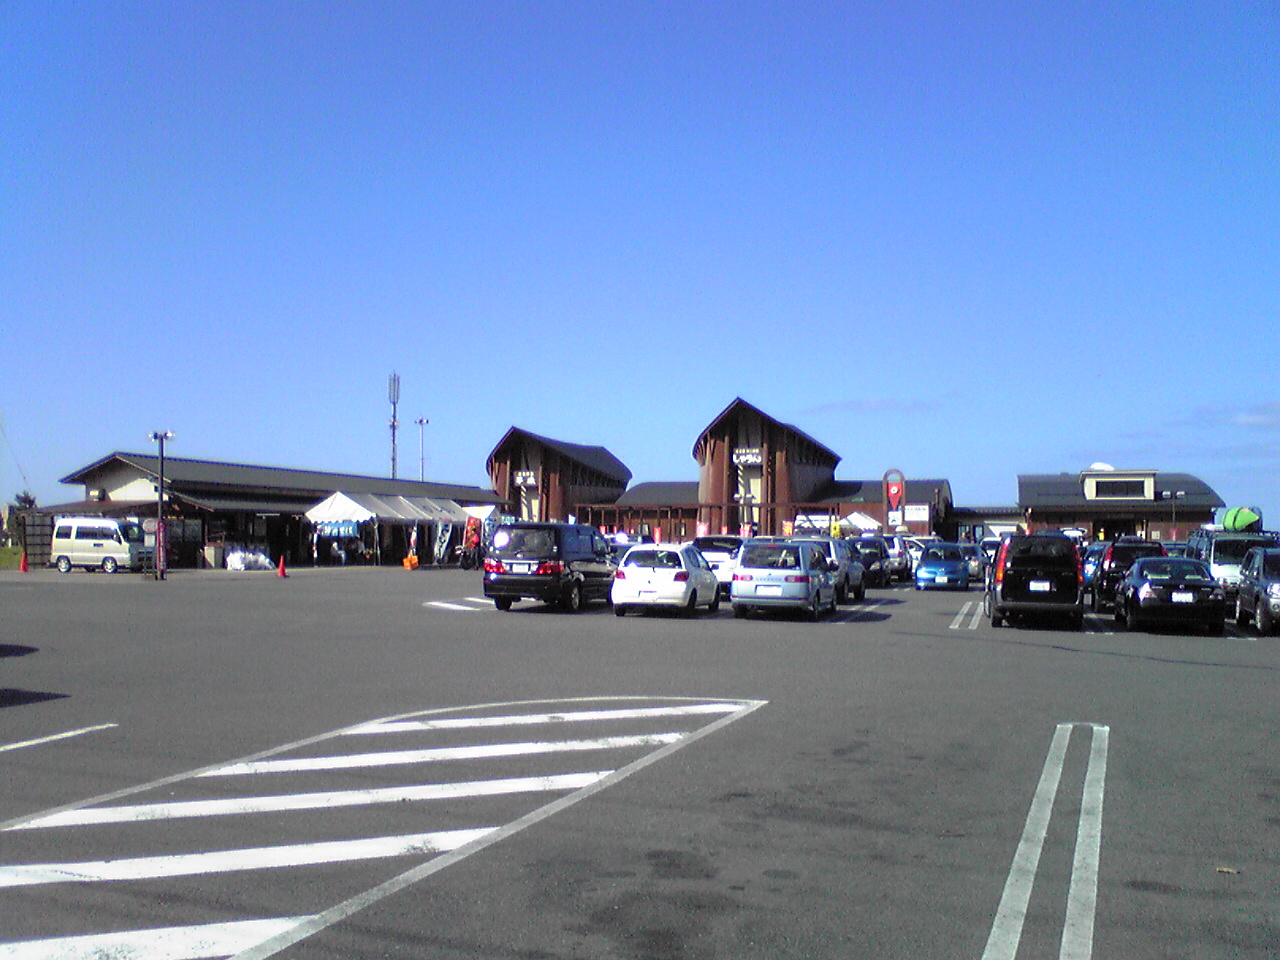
[949,603,975,630]
[968,603,984,630]
[228,698,768,960]
[981,724,1070,960]
[10,772,612,829]
[0,828,496,889]
[1061,725,1108,960]
[200,733,685,776]
[981,723,1109,960]
[0,917,315,960]
[422,601,479,611]
[349,702,742,734]
[0,724,118,755]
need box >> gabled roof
[813,478,952,505]
[615,481,701,507]
[60,452,505,506]
[693,398,840,466]
[487,428,632,485]
[1018,472,1224,510]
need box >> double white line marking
[982,723,1109,960]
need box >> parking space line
[201,734,684,776]
[0,828,497,888]
[0,724,117,755]
[351,703,741,734]
[10,773,612,829]
[0,917,315,960]
[981,722,1108,960]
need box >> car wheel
[55,556,72,574]
[1114,599,1125,624]
[1090,589,1101,612]
[1206,618,1224,636]
[1068,612,1084,631]
[562,582,582,613]
[494,598,513,611]
[1255,602,1274,636]
[733,604,749,619]
[836,582,848,605]
[682,593,698,618]
[102,556,118,574]
[806,592,821,622]
[614,604,628,617]
[1235,597,1251,627]
[853,582,865,602]
[707,591,720,613]
[1128,607,1143,632]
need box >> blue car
[914,543,971,590]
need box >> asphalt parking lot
[2,567,1277,959]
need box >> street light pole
[415,417,428,482]
[1162,490,1186,540]
[149,431,174,580]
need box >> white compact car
[611,544,721,617]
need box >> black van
[985,534,1084,629]
[482,522,617,612]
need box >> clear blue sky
[3,2,1277,523]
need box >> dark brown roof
[487,428,632,485]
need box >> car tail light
[1137,583,1156,601]
[733,573,753,582]
[785,575,811,583]
[674,571,689,582]
[614,569,626,579]
[534,560,564,576]
[1102,544,1114,570]
[994,547,1007,584]
[483,558,505,574]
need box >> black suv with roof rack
[482,522,617,612]
[984,533,1083,629]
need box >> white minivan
[50,517,153,573]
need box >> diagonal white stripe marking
[348,703,741,734]
[230,698,768,960]
[200,734,683,776]
[0,828,495,889]
[10,773,611,829]
[0,917,314,960]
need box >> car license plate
[1028,580,1052,592]
[509,562,532,574]
[757,584,782,597]
[935,575,949,583]
[1172,591,1195,603]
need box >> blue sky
[3,2,1277,523]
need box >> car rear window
[740,544,802,569]
[1005,538,1076,562]
[624,549,684,569]
[1213,538,1276,563]
[693,537,741,554]
[491,527,558,558]
[1137,559,1213,582]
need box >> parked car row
[481,521,1280,636]
[482,522,899,619]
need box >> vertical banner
[434,521,453,564]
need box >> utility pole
[388,373,400,479]
[415,417,428,482]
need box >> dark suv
[1090,538,1166,611]
[483,522,617,612]
[985,534,1083,629]
[1234,546,1280,635]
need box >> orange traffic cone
[19,551,29,573]
[277,555,288,578]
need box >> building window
[1093,479,1146,499]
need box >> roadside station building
[29,452,505,569]
[1019,469,1224,541]
[578,398,954,541]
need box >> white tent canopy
[305,491,469,524]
